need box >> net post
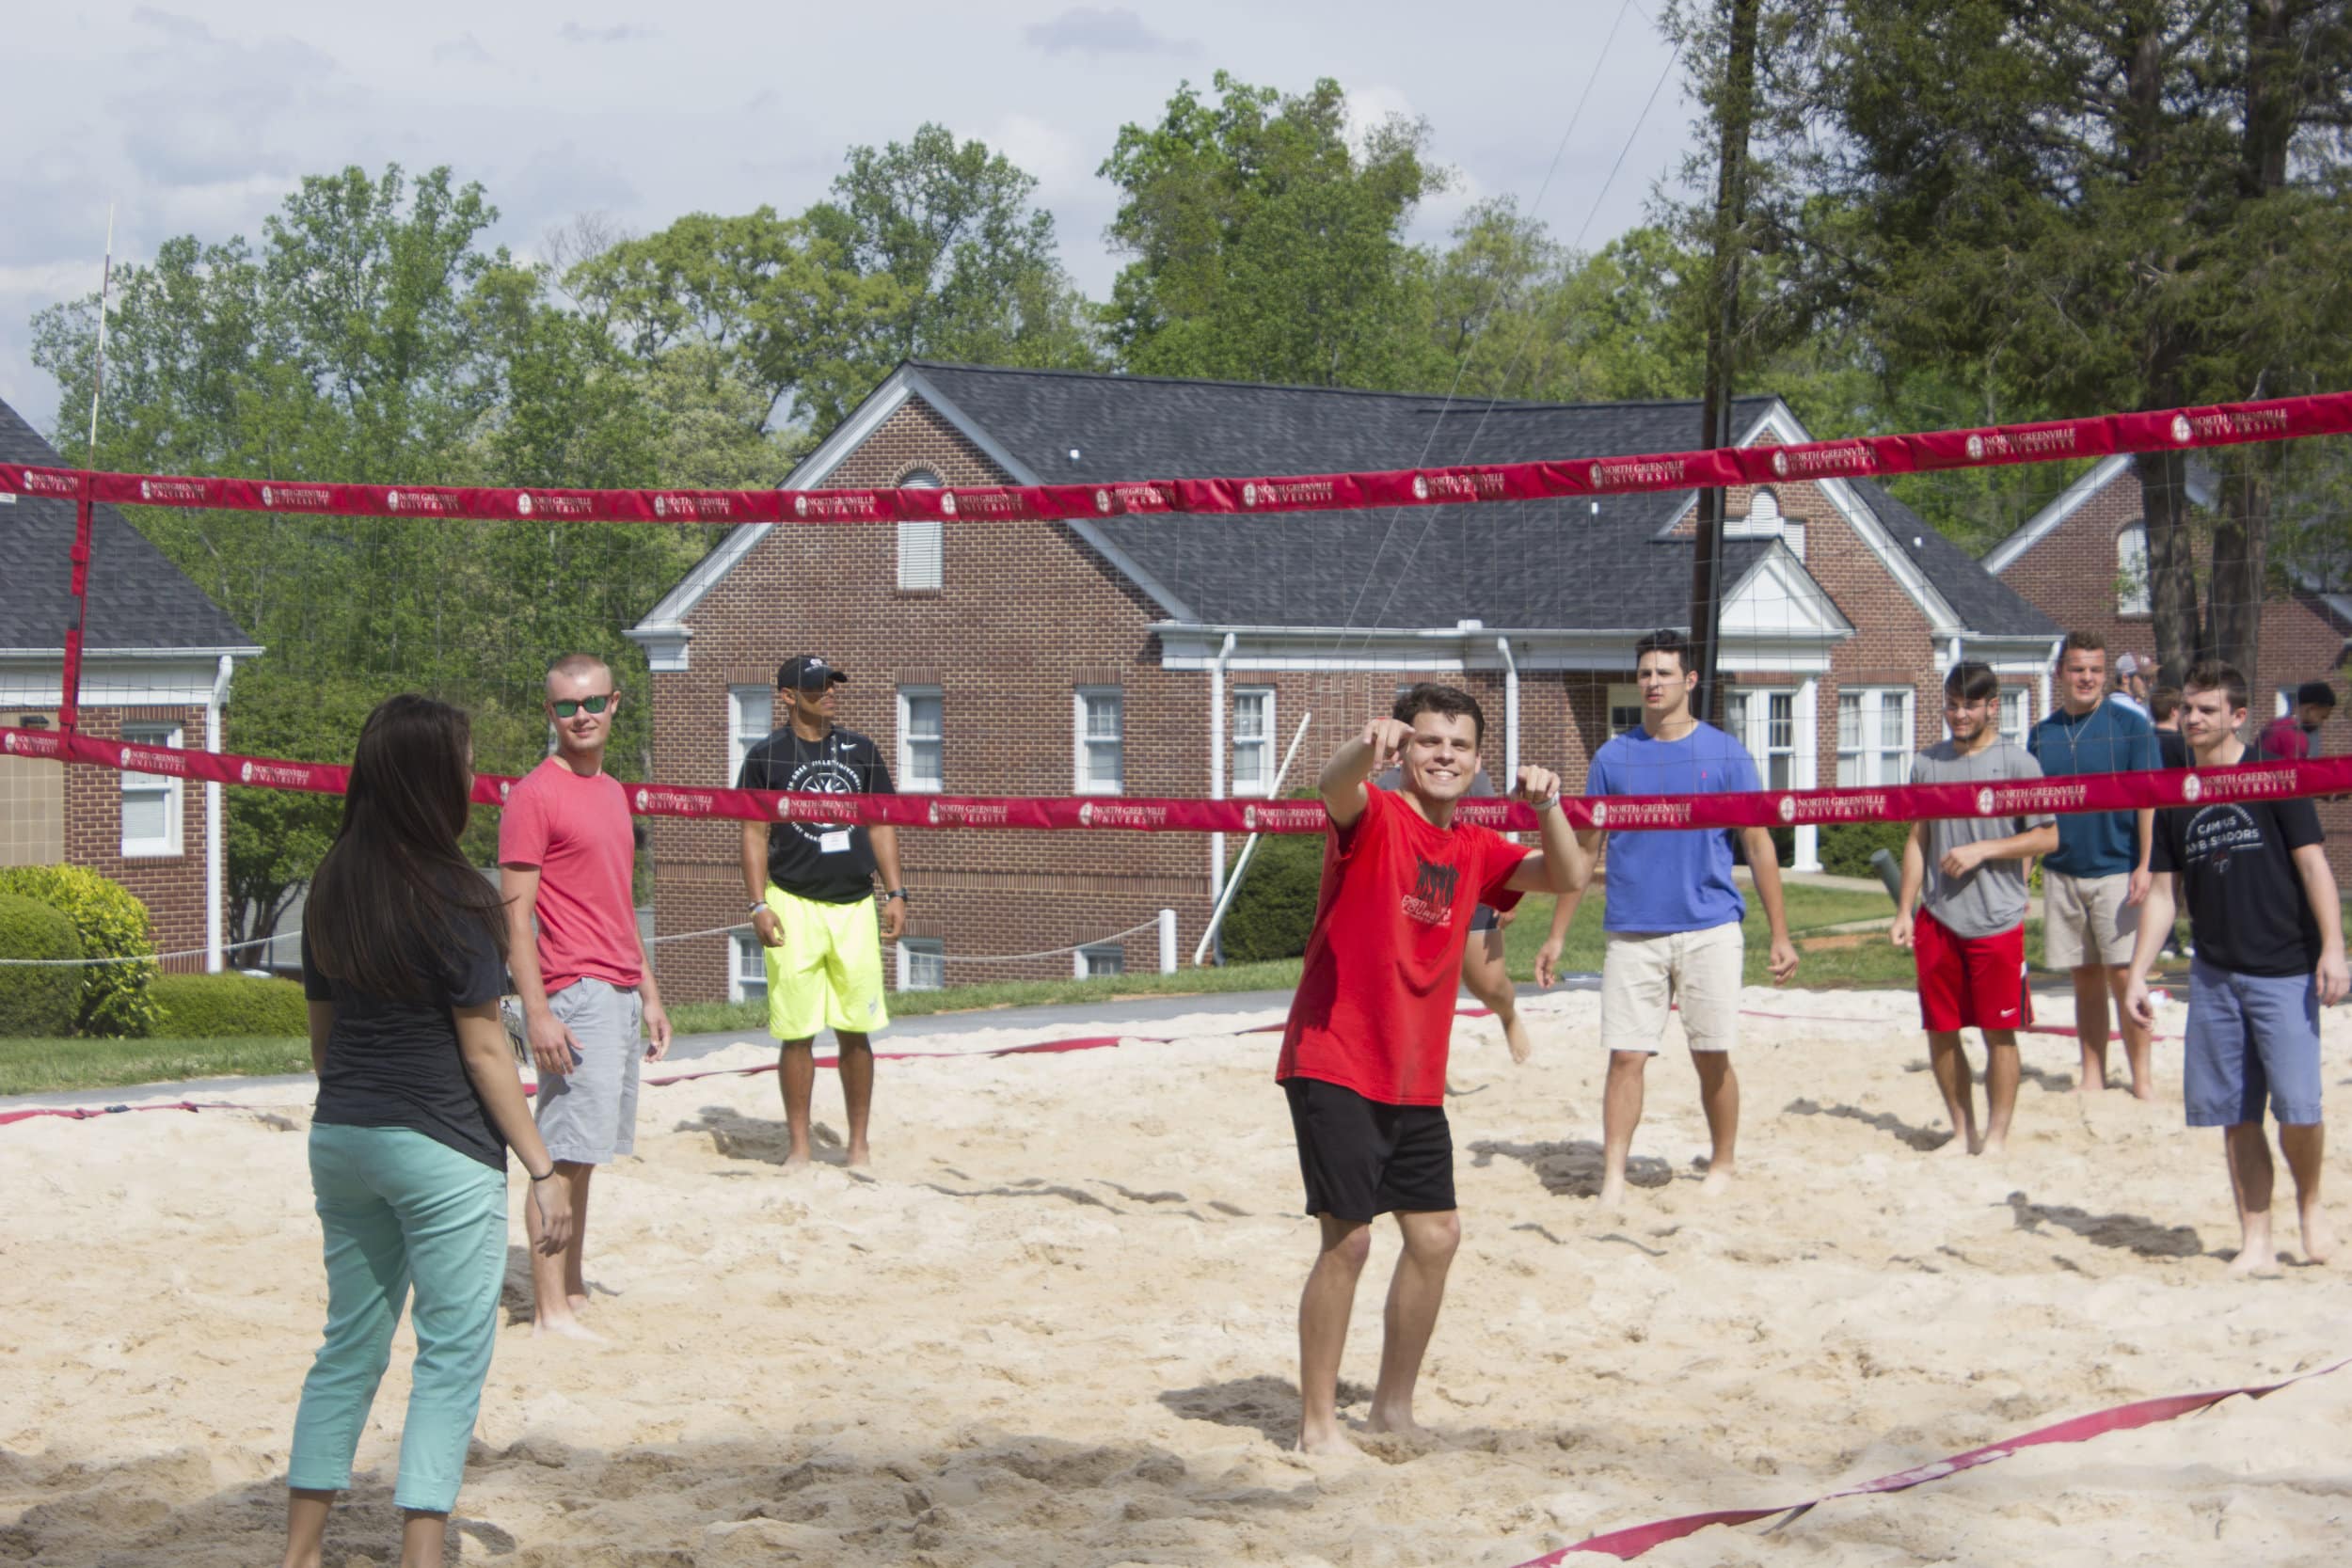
[1157,908,1176,974]
[59,475,94,734]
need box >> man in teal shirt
[2027,632,2161,1098]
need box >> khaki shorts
[1600,924,1744,1053]
[2042,871,2139,969]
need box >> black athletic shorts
[1283,1076,1455,1222]
[1469,904,1500,934]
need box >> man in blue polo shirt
[1538,629,1800,1208]
[2027,631,2161,1098]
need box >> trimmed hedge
[150,973,310,1038]
[1767,821,1915,879]
[0,865,159,1037]
[0,894,83,1037]
[1218,832,1325,963]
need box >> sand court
[3,989,2347,1566]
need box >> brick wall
[1994,468,2352,879]
[59,705,215,972]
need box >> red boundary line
[1518,1356,2350,1561]
[5,391,2346,525]
[8,728,2350,835]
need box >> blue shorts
[2183,959,2323,1128]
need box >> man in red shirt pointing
[1279,683,1589,1454]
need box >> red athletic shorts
[1914,911,2030,1033]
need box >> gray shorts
[534,976,644,1164]
[2183,959,2323,1128]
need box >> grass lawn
[15,882,2312,1097]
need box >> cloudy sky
[5,1,1700,437]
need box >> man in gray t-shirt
[1890,664,2060,1156]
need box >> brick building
[1984,452,2352,874]
[630,362,2058,1005]
[0,397,262,971]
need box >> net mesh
[6,390,2349,992]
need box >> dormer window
[1727,488,1803,558]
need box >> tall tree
[1101,72,1449,388]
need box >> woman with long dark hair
[283,694,569,1568]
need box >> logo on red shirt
[1401,856,1460,926]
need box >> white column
[1793,675,1821,872]
[1209,633,1234,902]
[1157,908,1176,974]
[1496,637,1519,786]
[206,655,232,972]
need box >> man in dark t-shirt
[738,655,905,1166]
[2126,662,2346,1276]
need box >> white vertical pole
[1209,632,1234,902]
[1157,908,1176,974]
[1792,674,1820,872]
[1195,711,1313,966]
[1496,637,1519,786]
[206,654,231,972]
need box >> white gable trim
[1981,453,2134,576]
[1721,540,1853,639]
[1751,402,1964,634]
[626,366,1198,670]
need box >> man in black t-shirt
[2126,661,2347,1276]
[738,655,906,1166]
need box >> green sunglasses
[551,694,614,718]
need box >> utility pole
[1688,0,1760,726]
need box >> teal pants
[290,1123,507,1513]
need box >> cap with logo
[2115,653,2143,677]
[778,655,850,691]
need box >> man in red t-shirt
[1279,683,1588,1454]
[500,653,672,1338]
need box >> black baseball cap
[778,656,850,691]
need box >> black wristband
[529,1165,557,1182]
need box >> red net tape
[13,728,2349,832]
[6,391,2349,524]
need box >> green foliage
[1816,821,1915,880]
[1102,72,1449,388]
[0,866,160,1037]
[150,973,309,1038]
[1216,832,1326,963]
[0,895,83,1038]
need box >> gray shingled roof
[1846,476,2058,639]
[0,398,258,654]
[913,361,1788,630]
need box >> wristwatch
[880,888,910,905]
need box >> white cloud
[1023,7,1196,57]
[558,21,655,44]
[430,34,499,66]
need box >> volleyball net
[7,385,2352,974]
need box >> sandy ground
[3,989,2348,1567]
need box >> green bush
[0,865,161,1037]
[0,894,83,1037]
[1217,832,1325,963]
[150,972,309,1038]
[1817,820,1915,879]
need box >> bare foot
[532,1315,607,1342]
[2076,1079,2106,1096]
[1365,1404,1426,1439]
[1977,1135,2008,1159]
[846,1144,872,1168]
[1295,1424,1360,1457]
[1699,1164,1735,1196]
[1502,1014,1533,1066]
[783,1148,814,1168]
[2131,1084,2159,1103]
[1596,1175,1628,1210]
[1933,1132,1972,1159]
[2299,1203,2335,1265]
[565,1292,592,1315]
[2225,1239,2280,1278]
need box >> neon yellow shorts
[762,886,890,1041]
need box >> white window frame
[1727,487,1782,538]
[2118,522,2151,616]
[1232,687,1275,797]
[1836,687,1915,787]
[729,686,771,783]
[898,685,944,793]
[1725,688,1797,790]
[119,722,183,858]
[729,932,770,1004]
[897,468,944,591]
[1606,682,1643,736]
[1075,687,1124,795]
[1076,941,1126,979]
[898,937,945,991]
[2279,683,2299,720]
[1998,686,2031,749]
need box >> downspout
[2040,636,2061,725]
[1496,637,1519,786]
[1208,632,1236,905]
[206,654,232,973]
